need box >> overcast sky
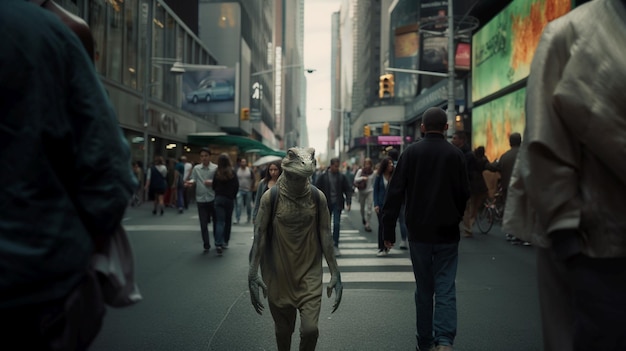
[304,0,341,159]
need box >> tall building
[198,0,305,150]
[53,0,228,169]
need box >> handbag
[92,225,142,307]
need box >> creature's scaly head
[281,147,317,179]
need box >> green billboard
[471,0,571,102]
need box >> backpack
[355,168,372,190]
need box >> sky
[303,0,341,158]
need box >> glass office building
[55,0,222,165]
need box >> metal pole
[447,0,456,138]
[142,0,153,197]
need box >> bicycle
[476,186,505,234]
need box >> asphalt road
[90,198,542,351]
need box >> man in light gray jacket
[503,1,626,350]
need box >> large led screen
[471,0,571,102]
[472,87,526,162]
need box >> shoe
[376,249,388,257]
[160,209,164,216]
[217,246,223,255]
[364,225,372,232]
[522,241,532,246]
[203,244,211,251]
[505,233,515,241]
[222,243,229,249]
[510,238,523,245]
[435,345,453,351]
[463,230,473,238]
[178,208,183,214]
[333,247,341,257]
[152,209,156,215]
[362,218,366,225]
[400,240,408,249]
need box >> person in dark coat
[315,158,352,257]
[382,107,470,351]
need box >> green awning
[187,133,286,157]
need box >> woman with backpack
[145,156,168,215]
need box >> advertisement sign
[354,135,413,146]
[394,24,419,98]
[472,87,526,162]
[455,43,470,70]
[471,0,571,102]
[181,67,237,115]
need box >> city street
[91,198,542,351]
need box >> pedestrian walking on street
[187,147,217,252]
[235,158,255,224]
[145,156,167,216]
[252,160,282,225]
[315,157,353,257]
[373,157,394,256]
[212,153,238,254]
[387,147,409,249]
[504,1,626,350]
[0,0,137,347]
[382,107,470,351]
[354,158,375,232]
[249,147,343,351]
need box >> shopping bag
[92,225,142,307]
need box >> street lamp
[169,62,228,74]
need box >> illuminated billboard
[471,0,571,102]
[394,24,419,98]
[472,87,526,162]
[181,67,237,115]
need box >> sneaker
[435,345,453,351]
[217,246,223,255]
[522,241,532,246]
[400,240,408,249]
[376,249,388,257]
[333,247,341,257]
[203,244,211,252]
[222,243,229,249]
[510,238,523,245]
[505,233,515,241]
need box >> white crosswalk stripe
[322,218,414,284]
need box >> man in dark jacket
[315,158,352,257]
[382,107,470,351]
[0,1,137,348]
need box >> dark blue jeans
[197,201,215,249]
[409,241,459,349]
[214,195,234,247]
[329,202,342,247]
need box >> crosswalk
[322,214,415,287]
[123,211,416,288]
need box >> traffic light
[379,74,394,99]
[382,122,390,135]
[240,107,250,121]
[363,125,371,137]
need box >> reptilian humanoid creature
[248,147,343,351]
